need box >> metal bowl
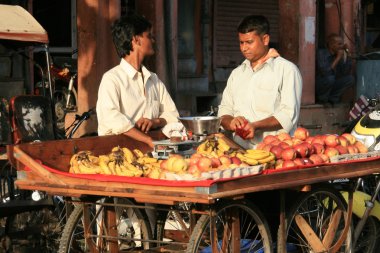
[179,116,221,135]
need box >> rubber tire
[186,199,273,253]
[353,215,380,253]
[283,185,352,253]
[58,197,152,253]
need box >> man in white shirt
[218,15,303,149]
[97,14,179,148]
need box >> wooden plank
[322,209,342,248]
[13,146,67,185]
[295,214,327,252]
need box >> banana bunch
[196,139,217,154]
[106,146,143,177]
[236,149,275,166]
[216,138,231,154]
[196,138,232,156]
[69,151,101,174]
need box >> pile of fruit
[68,138,275,179]
[69,146,162,178]
[256,127,368,169]
[68,128,370,179]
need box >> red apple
[277,132,292,141]
[282,160,296,168]
[354,141,368,153]
[347,145,359,154]
[341,133,357,145]
[270,145,284,159]
[302,158,313,166]
[311,136,325,145]
[305,136,315,144]
[293,158,305,166]
[324,134,339,147]
[263,135,279,144]
[309,154,324,165]
[270,139,281,146]
[197,157,212,171]
[211,157,222,168]
[218,155,232,166]
[160,159,168,170]
[291,138,303,146]
[335,145,348,155]
[302,142,315,155]
[294,127,310,141]
[283,139,294,147]
[312,143,325,155]
[255,142,266,150]
[187,164,201,177]
[279,142,291,149]
[275,159,284,169]
[189,153,202,166]
[338,136,349,147]
[319,153,330,163]
[324,147,339,158]
[293,143,309,158]
[281,147,296,161]
[230,156,242,165]
[263,144,274,152]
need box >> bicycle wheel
[58,197,152,253]
[284,186,352,253]
[186,199,273,253]
[353,215,380,253]
[155,202,199,248]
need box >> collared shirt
[317,48,352,79]
[96,59,179,136]
[218,57,303,149]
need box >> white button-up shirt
[218,57,303,148]
[96,59,179,136]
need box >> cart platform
[10,134,380,205]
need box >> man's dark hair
[111,14,152,57]
[237,15,270,35]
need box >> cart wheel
[58,197,152,253]
[155,202,200,248]
[353,215,380,253]
[283,185,352,253]
[186,199,273,253]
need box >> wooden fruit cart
[9,134,380,253]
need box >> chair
[9,95,55,144]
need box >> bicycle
[0,101,94,252]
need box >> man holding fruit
[218,15,303,149]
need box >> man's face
[239,31,269,64]
[328,36,344,54]
[136,30,155,56]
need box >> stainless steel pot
[179,116,221,135]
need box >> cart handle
[13,145,67,186]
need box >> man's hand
[135,117,153,133]
[229,116,249,131]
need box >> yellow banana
[217,138,231,152]
[108,161,116,175]
[111,146,121,152]
[137,156,158,164]
[240,156,259,166]
[257,153,276,164]
[115,164,124,175]
[122,147,136,163]
[196,142,207,152]
[125,163,143,177]
[69,164,80,174]
[133,148,144,158]
[78,163,98,174]
[244,150,271,160]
